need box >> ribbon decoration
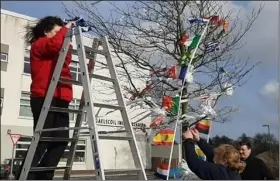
[219,67,234,96]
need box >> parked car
[1,158,23,179]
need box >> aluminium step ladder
[19,26,147,180]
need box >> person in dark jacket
[183,128,245,180]
[17,17,76,180]
[237,140,276,180]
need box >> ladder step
[98,130,126,134]
[40,137,76,142]
[104,168,141,175]
[36,127,90,132]
[99,135,132,140]
[68,49,95,60]
[59,74,115,86]
[68,46,107,58]
[30,166,70,172]
[59,78,82,86]
[51,103,123,111]
[50,106,83,114]
[94,103,124,110]
[89,74,115,82]
[84,45,107,56]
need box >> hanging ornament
[186,65,195,83]
[150,115,165,129]
[223,83,234,96]
[200,96,217,118]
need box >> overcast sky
[1,1,279,140]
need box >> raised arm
[33,27,69,56]
[32,22,75,57]
[183,139,224,180]
[191,128,214,162]
[197,139,215,162]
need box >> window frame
[1,53,8,62]
[23,48,31,75]
[0,97,3,108]
[18,92,32,119]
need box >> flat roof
[0,9,98,40]
[1,9,37,21]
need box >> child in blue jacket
[183,128,245,180]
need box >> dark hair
[25,16,64,45]
[237,140,252,149]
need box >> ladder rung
[51,102,122,111]
[104,168,141,175]
[68,49,95,60]
[98,130,126,134]
[68,47,107,57]
[30,166,70,172]
[36,127,90,132]
[84,45,107,56]
[50,106,83,114]
[60,74,115,85]
[40,137,76,142]
[94,103,124,110]
[89,74,115,82]
[60,78,82,86]
[99,135,132,140]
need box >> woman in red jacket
[22,16,75,180]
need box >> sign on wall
[97,118,146,128]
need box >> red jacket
[30,27,73,102]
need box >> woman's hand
[65,21,76,29]
[190,128,200,142]
[182,129,193,140]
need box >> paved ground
[54,174,156,180]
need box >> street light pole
[262,124,272,155]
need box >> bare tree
[63,1,263,123]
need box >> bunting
[218,19,229,32]
[162,96,180,114]
[178,32,189,46]
[205,42,220,53]
[195,119,211,134]
[189,34,201,49]
[153,128,175,146]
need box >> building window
[24,49,31,74]
[19,92,33,118]
[70,61,82,82]
[60,140,86,163]
[1,53,8,62]
[19,91,81,120]
[69,99,81,122]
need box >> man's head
[237,140,252,160]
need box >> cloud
[235,1,278,66]
[260,80,279,100]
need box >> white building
[0,9,154,171]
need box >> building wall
[0,9,152,170]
